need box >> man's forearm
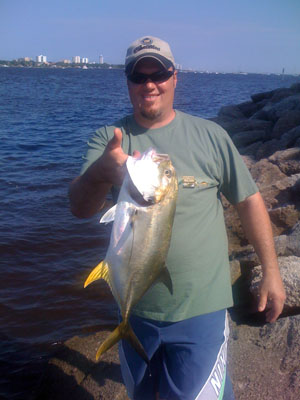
[235,192,277,270]
[235,191,286,322]
[69,161,112,219]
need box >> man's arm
[235,192,286,322]
[69,128,128,219]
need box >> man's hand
[69,128,127,218]
[69,128,141,218]
[96,128,128,186]
[257,270,286,323]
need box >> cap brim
[125,53,174,75]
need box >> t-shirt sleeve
[216,128,258,204]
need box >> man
[69,36,286,400]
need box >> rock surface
[36,83,300,399]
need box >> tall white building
[36,55,47,63]
[72,56,81,64]
[99,55,104,64]
[81,57,89,64]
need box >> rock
[251,90,273,103]
[36,329,129,400]
[270,87,294,103]
[237,101,260,118]
[249,158,286,189]
[286,222,300,256]
[239,141,263,158]
[217,118,273,137]
[269,148,300,175]
[223,160,300,251]
[279,125,300,148]
[255,139,283,159]
[218,104,246,120]
[264,94,300,122]
[228,313,300,400]
[290,82,300,93]
[231,130,266,148]
[269,205,300,234]
[272,111,300,138]
[250,106,271,121]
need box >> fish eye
[164,169,172,177]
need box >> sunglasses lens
[128,70,174,84]
[128,74,147,84]
[152,70,174,82]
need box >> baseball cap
[125,36,175,75]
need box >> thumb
[108,128,123,149]
[258,292,267,312]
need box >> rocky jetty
[36,83,300,400]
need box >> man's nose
[144,79,155,87]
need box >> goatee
[141,108,162,121]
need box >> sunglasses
[127,69,174,84]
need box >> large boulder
[217,118,273,137]
[279,125,300,148]
[269,148,300,175]
[263,94,300,122]
[231,130,266,148]
[272,112,300,138]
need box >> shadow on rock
[35,330,129,400]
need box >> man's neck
[134,109,176,129]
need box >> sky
[1,0,300,74]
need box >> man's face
[127,58,177,127]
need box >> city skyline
[1,0,300,74]
[9,54,106,65]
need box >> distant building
[72,56,81,64]
[81,57,89,64]
[62,59,71,64]
[99,55,104,64]
[36,55,47,63]
[18,57,32,62]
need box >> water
[0,67,299,399]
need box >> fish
[84,148,178,363]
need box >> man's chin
[140,108,162,121]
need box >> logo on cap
[141,37,153,45]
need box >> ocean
[0,67,299,399]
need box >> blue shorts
[119,309,235,400]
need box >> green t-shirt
[81,110,258,321]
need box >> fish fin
[124,322,149,364]
[158,266,173,295]
[100,205,117,224]
[84,261,110,288]
[95,323,124,361]
[96,320,149,364]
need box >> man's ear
[173,70,178,88]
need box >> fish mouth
[153,153,170,162]
[127,177,155,206]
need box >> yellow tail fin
[96,320,149,363]
[84,260,109,288]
